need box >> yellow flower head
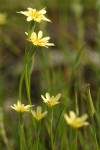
[11,101,33,113]
[0,13,7,25]
[27,30,54,48]
[41,93,61,107]
[31,106,47,121]
[64,111,89,128]
[18,7,51,23]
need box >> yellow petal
[37,106,42,114]
[46,93,50,99]
[69,111,76,119]
[38,31,43,39]
[39,8,46,14]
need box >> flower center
[34,39,43,45]
[19,106,25,112]
[32,11,41,18]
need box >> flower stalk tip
[86,84,95,116]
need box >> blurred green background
[0,0,100,101]
[0,0,100,148]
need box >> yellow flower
[27,30,54,48]
[31,106,47,121]
[41,93,61,107]
[0,13,7,25]
[64,111,89,128]
[11,101,33,113]
[18,7,51,22]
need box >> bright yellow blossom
[31,106,47,121]
[64,111,89,128]
[27,30,54,48]
[41,93,61,107]
[11,101,33,113]
[0,13,7,25]
[18,7,51,23]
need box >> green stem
[25,64,31,104]
[78,131,88,150]
[18,44,31,101]
[18,64,26,101]
[53,106,65,147]
[70,128,77,150]
[50,108,54,150]
[75,130,77,150]
[36,125,39,150]
[70,128,74,150]
[24,47,36,104]
[18,21,36,101]
[19,113,24,150]
[18,50,31,101]
[75,89,79,116]
[36,121,41,150]
[91,116,99,150]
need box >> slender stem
[70,128,77,150]
[70,128,74,150]
[75,90,78,150]
[18,21,36,101]
[25,64,31,104]
[26,58,33,102]
[91,116,99,150]
[19,113,24,150]
[24,47,36,105]
[18,43,30,101]
[78,130,88,150]
[75,130,78,150]
[75,89,79,116]
[53,106,65,146]
[18,49,31,101]
[18,64,26,101]
[50,108,54,150]
[36,123,39,150]
[36,121,41,150]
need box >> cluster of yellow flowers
[18,7,54,48]
[11,93,61,121]
[11,92,89,128]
